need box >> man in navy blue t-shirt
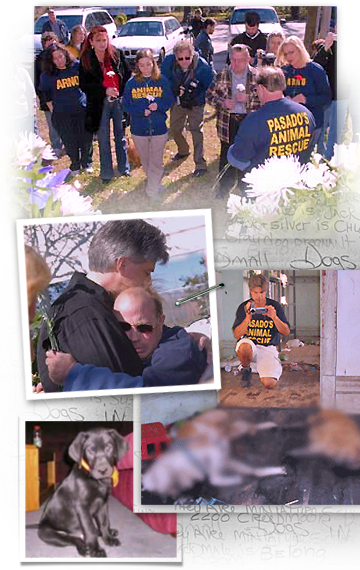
[233,273,290,389]
[227,66,316,173]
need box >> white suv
[20,7,117,65]
[113,16,187,66]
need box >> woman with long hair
[39,43,93,174]
[122,49,174,199]
[66,25,87,59]
[79,26,131,184]
[276,35,331,141]
[266,31,285,56]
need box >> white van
[14,7,117,68]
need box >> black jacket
[34,51,49,111]
[37,272,143,392]
[230,30,267,59]
[313,41,354,101]
[79,49,131,133]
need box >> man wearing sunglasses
[45,287,208,391]
[37,219,169,392]
[227,66,316,173]
[161,39,214,178]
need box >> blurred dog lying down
[142,408,286,499]
[290,408,360,470]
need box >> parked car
[229,6,285,42]
[2,20,25,53]
[19,7,117,65]
[112,16,187,66]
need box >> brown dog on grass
[126,136,141,168]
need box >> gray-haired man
[37,219,169,392]
[161,39,214,177]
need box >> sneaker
[70,169,80,176]
[119,171,131,177]
[241,365,252,387]
[83,165,94,173]
[172,152,190,161]
[193,168,207,178]
[102,178,112,185]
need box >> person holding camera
[190,8,205,39]
[233,273,290,389]
[207,44,260,198]
[229,11,267,65]
[161,39,214,177]
[194,18,216,67]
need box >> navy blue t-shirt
[233,298,290,347]
[283,61,331,128]
[228,97,316,170]
[39,61,86,114]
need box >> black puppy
[38,428,128,557]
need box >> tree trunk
[319,6,332,40]
[303,6,319,54]
[182,6,191,24]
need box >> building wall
[321,270,360,413]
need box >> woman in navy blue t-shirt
[40,44,93,174]
[276,35,331,141]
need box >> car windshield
[230,9,279,25]
[34,14,82,33]
[118,21,164,37]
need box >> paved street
[211,21,306,71]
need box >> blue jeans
[318,100,347,160]
[44,110,63,151]
[351,115,360,142]
[98,98,130,180]
[5,115,37,140]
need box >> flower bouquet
[226,144,360,239]
[103,70,119,102]
[14,132,99,218]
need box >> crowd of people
[32,8,338,201]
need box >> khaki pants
[170,103,206,169]
[132,133,168,197]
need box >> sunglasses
[177,56,191,61]
[119,321,154,334]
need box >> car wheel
[158,48,165,64]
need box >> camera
[257,50,276,66]
[250,306,268,315]
[179,79,200,109]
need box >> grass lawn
[36,105,231,239]
[36,96,351,239]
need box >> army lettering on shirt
[56,75,80,90]
[131,85,163,99]
[286,74,307,88]
[267,111,312,158]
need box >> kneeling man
[233,273,290,389]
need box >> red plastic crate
[141,422,171,460]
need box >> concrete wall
[321,270,360,413]
[293,271,320,338]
